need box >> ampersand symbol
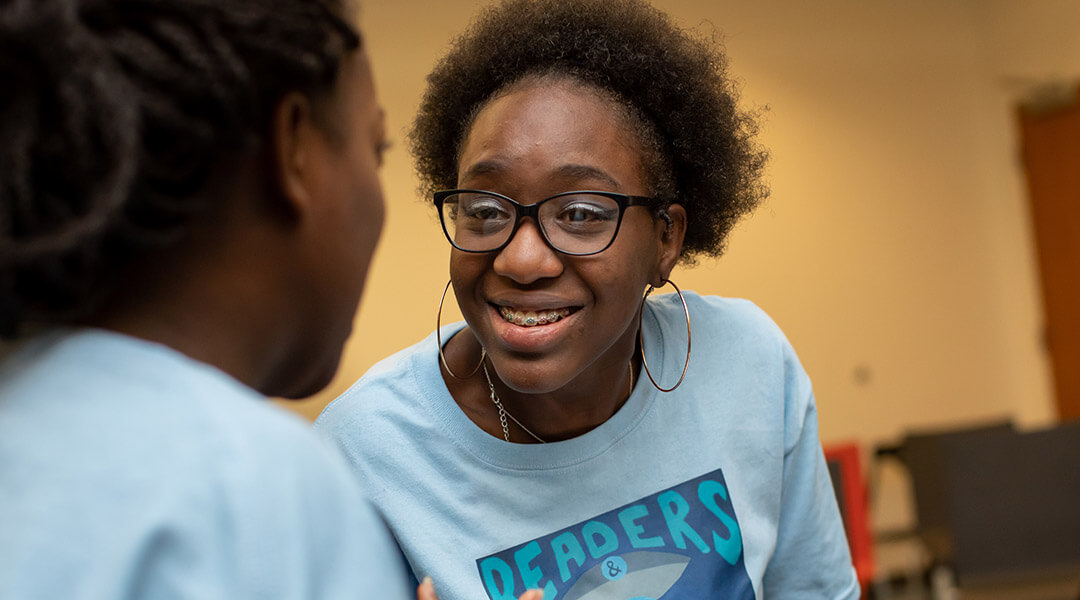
[601,555,627,581]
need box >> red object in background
[824,442,875,596]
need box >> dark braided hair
[0,0,360,339]
[410,0,767,264]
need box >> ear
[269,90,320,220]
[651,203,687,287]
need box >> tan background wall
[284,0,1080,455]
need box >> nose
[492,219,564,284]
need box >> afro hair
[409,0,768,262]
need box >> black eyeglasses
[434,189,655,256]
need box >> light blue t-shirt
[0,329,410,599]
[316,292,859,600]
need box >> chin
[261,350,343,400]
[268,309,356,399]
[269,370,337,400]
[489,353,577,395]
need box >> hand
[417,576,543,600]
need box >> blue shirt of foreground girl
[0,330,407,598]
[0,0,407,597]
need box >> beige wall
[284,0,1079,458]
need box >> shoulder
[214,411,411,598]
[315,329,441,437]
[649,290,792,358]
[154,364,411,598]
[0,328,369,514]
[0,331,409,598]
[647,291,812,425]
[313,329,462,498]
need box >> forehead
[457,79,647,193]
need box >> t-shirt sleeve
[761,341,860,599]
[301,476,414,600]
[225,418,413,600]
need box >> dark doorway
[1019,86,1080,422]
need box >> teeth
[499,306,571,327]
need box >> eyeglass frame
[433,189,657,256]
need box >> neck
[446,326,641,443]
[89,210,297,397]
[499,357,638,442]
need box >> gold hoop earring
[637,279,691,392]
[436,279,485,379]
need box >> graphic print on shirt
[475,468,754,600]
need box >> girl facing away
[0,0,412,597]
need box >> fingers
[416,576,437,600]
[519,590,545,600]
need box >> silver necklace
[480,361,635,444]
[482,362,547,443]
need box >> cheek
[603,228,661,288]
[345,150,385,251]
[449,252,488,307]
[591,268,647,325]
[357,179,385,247]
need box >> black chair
[886,420,1080,596]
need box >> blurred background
[281,0,1080,597]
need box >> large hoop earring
[637,279,691,392]
[436,279,486,379]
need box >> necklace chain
[480,360,635,444]
[482,363,546,443]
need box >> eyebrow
[459,159,507,181]
[459,160,622,189]
[554,164,621,189]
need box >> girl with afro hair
[317,1,858,598]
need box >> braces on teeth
[499,307,571,326]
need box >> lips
[498,305,575,327]
[486,298,584,353]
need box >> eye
[375,139,392,166]
[453,195,514,238]
[552,197,618,226]
[461,197,511,221]
[560,204,612,222]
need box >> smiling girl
[316,0,859,598]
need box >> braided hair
[0,0,360,339]
[410,0,767,264]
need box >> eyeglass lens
[440,192,622,254]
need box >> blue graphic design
[564,551,688,600]
[475,469,755,600]
[602,556,627,581]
